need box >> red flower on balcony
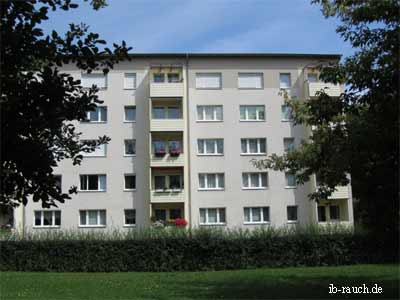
[174,218,187,227]
[155,149,166,156]
[169,149,181,156]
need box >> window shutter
[196,73,221,89]
[238,73,263,89]
[82,74,107,89]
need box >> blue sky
[42,0,354,58]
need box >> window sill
[198,188,224,191]
[281,119,293,122]
[78,190,106,193]
[287,221,298,224]
[197,154,224,156]
[240,153,267,156]
[285,186,297,189]
[242,187,268,190]
[154,189,183,193]
[244,222,270,225]
[123,224,137,228]
[123,88,136,90]
[196,120,223,123]
[124,154,136,157]
[78,225,106,228]
[33,226,61,229]
[124,189,137,192]
[239,120,265,122]
[123,121,136,123]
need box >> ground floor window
[287,206,298,222]
[79,210,106,227]
[199,208,226,225]
[244,207,269,224]
[124,209,136,226]
[34,210,61,227]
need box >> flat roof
[124,53,342,59]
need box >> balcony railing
[150,82,184,98]
[328,185,349,199]
[150,153,184,167]
[306,82,342,98]
[151,119,184,131]
[150,189,184,203]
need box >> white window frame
[199,208,226,225]
[124,106,136,123]
[81,140,107,157]
[285,172,297,189]
[281,104,293,122]
[124,73,137,90]
[198,173,225,191]
[243,207,270,224]
[124,209,136,227]
[84,106,107,123]
[241,138,267,155]
[124,174,136,191]
[196,105,223,122]
[124,139,136,156]
[79,174,106,192]
[153,174,183,192]
[197,139,224,156]
[239,105,265,122]
[79,210,106,227]
[279,73,291,89]
[81,73,107,89]
[242,172,268,190]
[195,73,222,89]
[238,73,264,89]
[33,210,61,228]
[283,138,295,153]
[287,205,298,223]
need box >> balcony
[328,185,349,199]
[150,189,184,203]
[151,153,184,167]
[150,82,184,98]
[151,119,184,131]
[306,82,342,98]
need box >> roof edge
[123,53,342,59]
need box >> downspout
[185,53,192,227]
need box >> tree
[1,0,131,208]
[254,0,399,234]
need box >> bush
[0,226,397,272]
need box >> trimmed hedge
[0,229,397,272]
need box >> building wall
[17,54,353,231]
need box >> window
[279,73,291,89]
[197,105,223,121]
[281,105,293,121]
[329,205,340,220]
[285,173,296,188]
[244,207,269,224]
[124,209,136,226]
[152,107,181,119]
[153,141,166,155]
[168,141,182,155]
[124,175,136,190]
[197,139,223,155]
[84,107,107,123]
[54,175,62,192]
[124,73,136,89]
[153,73,165,83]
[34,210,61,227]
[318,206,327,222]
[287,206,298,222]
[240,105,265,121]
[198,173,224,190]
[238,73,263,89]
[283,138,295,152]
[242,173,268,189]
[155,209,167,221]
[154,175,182,191]
[200,208,226,225]
[168,73,180,83]
[195,73,222,89]
[241,138,267,155]
[81,140,106,157]
[124,139,136,156]
[170,209,181,219]
[79,210,106,227]
[308,73,318,83]
[81,73,107,89]
[79,175,106,191]
[124,106,136,122]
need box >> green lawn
[1,264,398,300]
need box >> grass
[0,264,398,299]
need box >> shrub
[0,226,397,272]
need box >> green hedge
[0,229,397,272]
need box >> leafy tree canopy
[254,0,399,233]
[1,0,131,208]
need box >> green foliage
[0,0,131,208]
[255,0,399,234]
[0,227,397,272]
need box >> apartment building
[8,53,354,231]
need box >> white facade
[11,53,354,231]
